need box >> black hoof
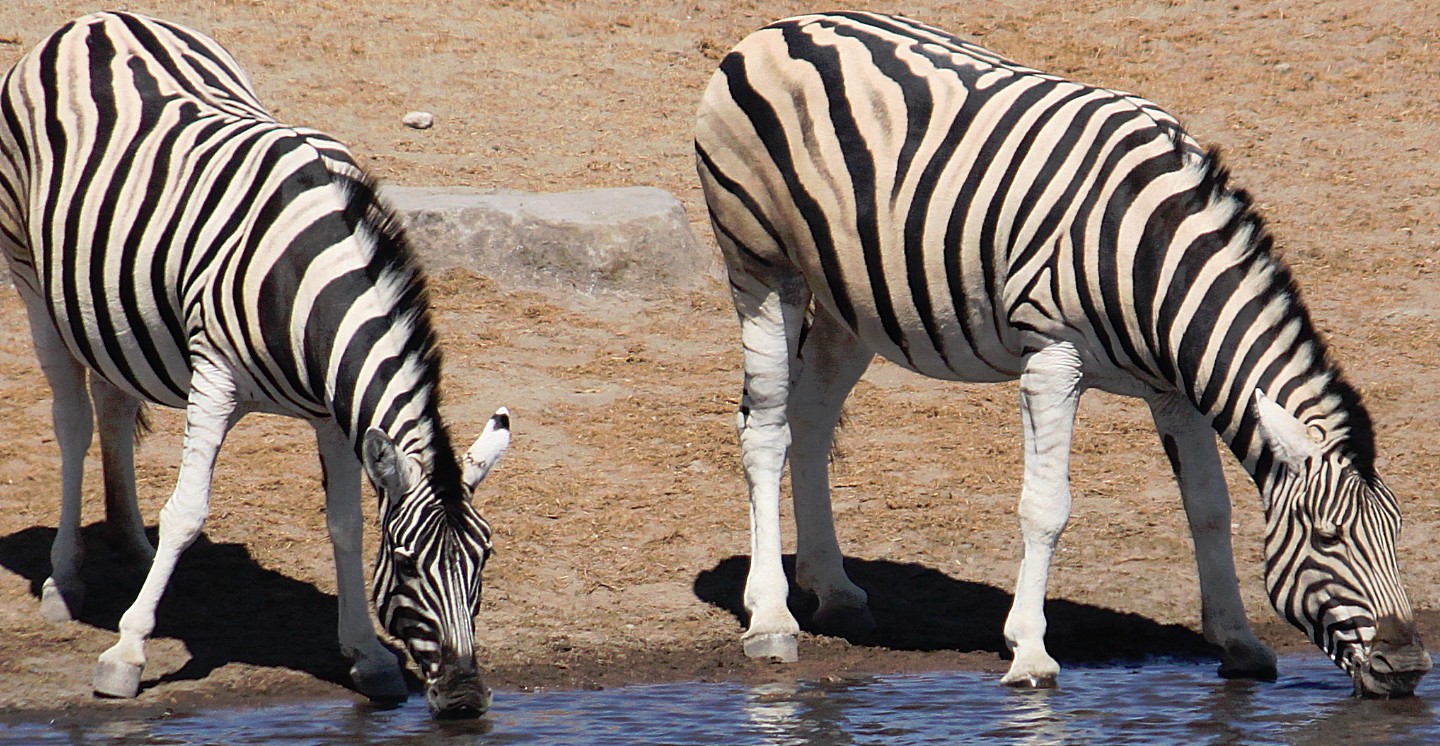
[812,603,877,642]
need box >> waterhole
[3,655,1435,744]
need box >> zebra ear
[463,408,511,493]
[1253,390,1321,471]
[362,428,412,496]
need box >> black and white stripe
[696,11,1427,694]
[0,11,505,717]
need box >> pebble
[401,111,434,130]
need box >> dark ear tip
[492,412,510,430]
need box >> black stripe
[718,42,858,329]
[785,21,910,363]
[694,143,777,267]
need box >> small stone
[401,111,433,130]
[1274,62,1292,74]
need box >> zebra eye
[1313,525,1343,549]
[392,548,419,579]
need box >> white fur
[1254,389,1322,470]
[462,408,511,491]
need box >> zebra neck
[1137,155,1377,494]
[1203,348,1375,496]
[339,350,448,466]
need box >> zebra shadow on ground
[694,554,1216,663]
[0,524,401,695]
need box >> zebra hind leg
[1001,342,1083,688]
[788,305,875,640]
[92,377,156,564]
[19,292,93,623]
[1148,394,1277,680]
[731,269,808,662]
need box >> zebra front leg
[734,272,808,662]
[789,306,874,639]
[20,293,93,623]
[1148,394,1276,680]
[92,377,156,564]
[94,360,236,699]
[1001,343,1083,687]
[315,420,408,701]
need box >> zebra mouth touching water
[1343,626,1433,699]
[1348,652,1432,699]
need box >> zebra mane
[1189,147,1378,481]
[329,168,469,508]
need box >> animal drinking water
[695,11,1430,695]
[0,12,507,718]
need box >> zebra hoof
[1000,655,1060,689]
[352,662,409,702]
[1000,672,1058,689]
[742,633,799,663]
[1218,641,1278,681]
[93,658,144,699]
[812,602,877,642]
[39,577,83,623]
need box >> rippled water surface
[5,655,1437,745]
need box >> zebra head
[361,408,510,718]
[1253,391,1430,697]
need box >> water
[4,656,1436,745]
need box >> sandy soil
[1,0,1439,718]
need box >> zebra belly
[793,248,1026,384]
[34,275,194,409]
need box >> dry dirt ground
[1,0,1439,719]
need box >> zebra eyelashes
[462,407,511,492]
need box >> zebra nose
[1354,615,1432,698]
[1369,615,1431,675]
[1368,646,1433,676]
[1373,615,1428,667]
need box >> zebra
[694,11,1430,696]
[0,12,507,717]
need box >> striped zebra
[0,12,507,717]
[695,12,1430,696]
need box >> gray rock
[401,111,434,129]
[384,185,712,292]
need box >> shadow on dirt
[0,523,405,694]
[694,554,1217,663]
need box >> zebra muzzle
[425,653,491,719]
[1352,616,1431,698]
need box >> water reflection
[1284,690,1436,746]
[990,688,1073,745]
[2,656,1436,745]
[744,679,859,746]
